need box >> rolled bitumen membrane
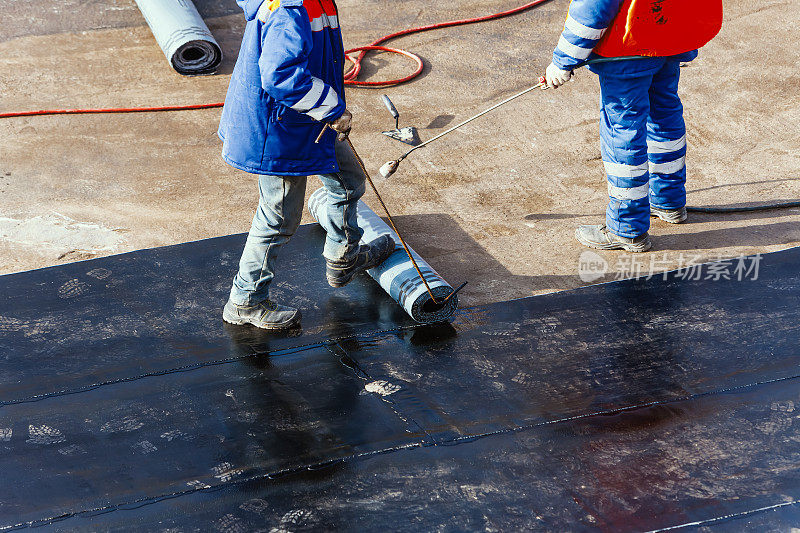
[134,0,221,75]
[308,186,458,324]
[1,232,799,531]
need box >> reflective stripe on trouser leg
[599,72,655,239]
[647,60,687,210]
[229,175,307,306]
[317,171,366,262]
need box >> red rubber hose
[0,1,551,117]
[344,0,552,86]
[0,103,224,119]
[343,46,424,88]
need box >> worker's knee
[320,172,365,203]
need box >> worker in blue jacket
[544,0,722,252]
[218,0,394,329]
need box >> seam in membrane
[0,344,320,407]
[324,342,436,444]
[3,372,797,531]
[445,373,800,444]
[0,323,426,408]
[645,499,800,532]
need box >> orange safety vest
[594,0,723,58]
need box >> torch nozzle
[378,160,399,179]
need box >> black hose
[687,201,800,213]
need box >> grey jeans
[229,172,365,306]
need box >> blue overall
[594,60,690,237]
[552,0,697,238]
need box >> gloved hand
[330,109,352,141]
[544,62,573,88]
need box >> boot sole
[651,212,687,224]
[222,310,301,330]
[575,230,652,253]
[327,271,355,288]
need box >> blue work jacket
[219,0,346,176]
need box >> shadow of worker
[220,323,358,478]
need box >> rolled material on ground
[134,0,222,75]
[309,187,457,323]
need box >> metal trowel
[380,95,420,146]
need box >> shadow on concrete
[334,142,573,301]
[687,177,800,195]
[425,114,456,129]
[388,212,572,302]
[352,51,432,86]
[206,17,246,76]
[524,212,598,221]
[654,220,800,251]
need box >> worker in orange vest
[545,0,723,252]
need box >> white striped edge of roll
[308,187,457,323]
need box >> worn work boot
[650,205,688,224]
[326,234,396,288]
[575,224,652,253]
[222,298,301,330]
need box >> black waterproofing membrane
[1,228,798,531]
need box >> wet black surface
[0,225,415,402]
[37,379,800,532]
[1,234,799,531]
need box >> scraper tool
[380,95,420,146]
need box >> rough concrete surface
[1,0,798,306]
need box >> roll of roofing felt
[134,0,222,75]
[309,187,458,324]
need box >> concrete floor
[1,0,798,306]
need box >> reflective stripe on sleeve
[603,160,649,178]
[608,183,650,201]
[309,14,339,31]
[564,15,607,40]
[291,78,325,113]
[556,35,593,60]
[306,87,339,121]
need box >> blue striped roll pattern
[308,187,457,323]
